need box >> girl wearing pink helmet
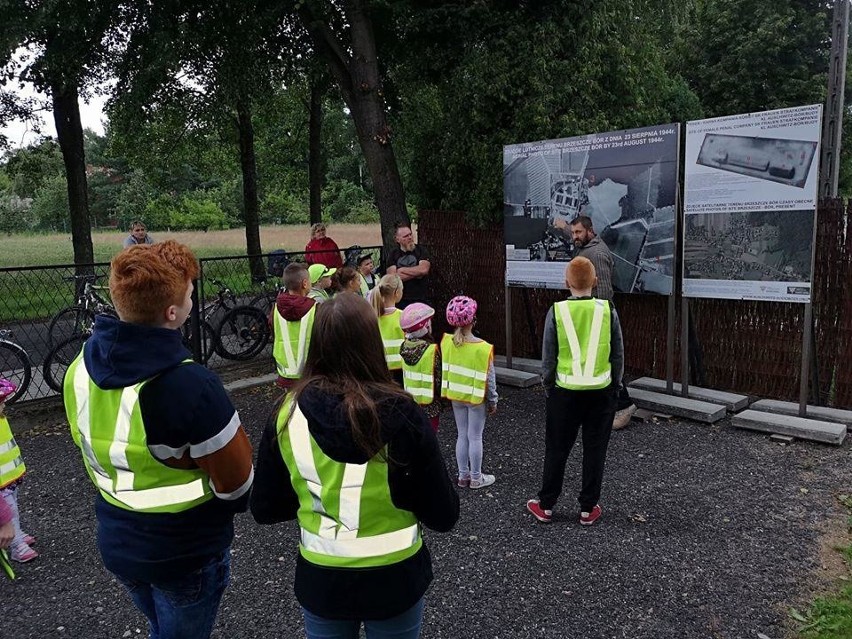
[399,303,443,432]
[0,380,37,564]
[440,296,498,489]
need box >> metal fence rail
[0,244,385,404]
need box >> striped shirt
[576,237,614,301]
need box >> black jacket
[251,384,459,620]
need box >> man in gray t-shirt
[563,215,636,429]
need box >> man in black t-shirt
[386,224,431,309]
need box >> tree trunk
[236,98,264,279]
[52,84,94,270]
[308,82,323,225]
[298,0,409,257]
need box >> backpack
[267,249,290,277]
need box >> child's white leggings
[452,401,487,480]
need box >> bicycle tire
[0,340,32,404]
[249,291,277,317]
[48,306,95,349]
[214,306,270,361]
[43,334,88,393]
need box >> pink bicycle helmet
[446,295,478,327]
[0,379,17,402]
[399,303,435,333]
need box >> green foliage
[672,0,829,118]
[260,190,309,225]
[2,139,66,199]
[322,179,376,222]
[172,197,229,231]
[394,1,704,224]
[30,174,69,231]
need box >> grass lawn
[0,224,383,322]
[0,223,383,268]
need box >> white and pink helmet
[446,295,478,327]
[400,303,435,336]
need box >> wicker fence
[418,200,852,409]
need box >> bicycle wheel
[48,306,95,348]
[43,334,87,393]
[214,306,270,361]
[0,340,32,404]
[249,291,277,317]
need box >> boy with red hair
[63,240,254,639]
[526,256,623,526]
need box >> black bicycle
[184,277,269,362]
[0,329,32,404]
[48,274,117,348]
[43,332,87,393]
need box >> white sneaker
[612,404,637,430]
[470,474,495,489]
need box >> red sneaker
[526,499,553,523]
[580,504,602,526]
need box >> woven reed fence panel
[418,201,851,408]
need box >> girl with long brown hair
[251,293,459,639]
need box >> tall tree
[0,0,120,265]
[111,0,292,266]
[296,0,409,251]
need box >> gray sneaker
[469,474,495,489]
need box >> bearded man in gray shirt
[553,215,636,429]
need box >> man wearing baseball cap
[307,263,336,304]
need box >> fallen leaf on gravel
[629,513,648,523]
[800,487,809,495]
[757,633,771,639]
[469,535,478,541]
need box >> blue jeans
[116,551,230,639]
[302,597,425,639]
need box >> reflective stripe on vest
[0,417,25,489]
[358,273,369,297]
[65,355,213,513]
[277,400,421,568]
[439,335,492,404]
[553,299,612,390]
[273,305,316,379]
[402,344,436,405]
[378,310,404,370]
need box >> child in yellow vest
[526,257,623,526]
[399,303,442,432]
[441,296,498,489]
[0,380,37,562]
[371,274,405,386]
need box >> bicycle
[48,274,117,348]
[184,277,268,362]
[42,332,87,393]
[248,274,284,317]
[0,330,31,404]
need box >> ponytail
[372,274,403,318]
[452,326,466,347]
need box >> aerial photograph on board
[696,133,818,188]
[683,209,814,283]
[503,124,680,293]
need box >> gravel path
[6,383,852,639]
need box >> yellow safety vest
[64,355,214,513]
[553,298,612,390]
[277,399,421,568]
[439,335,492,404]
[402,344,437,405]
[0,416,25,489]
[272,306,316,379]
[378,310,405,371]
